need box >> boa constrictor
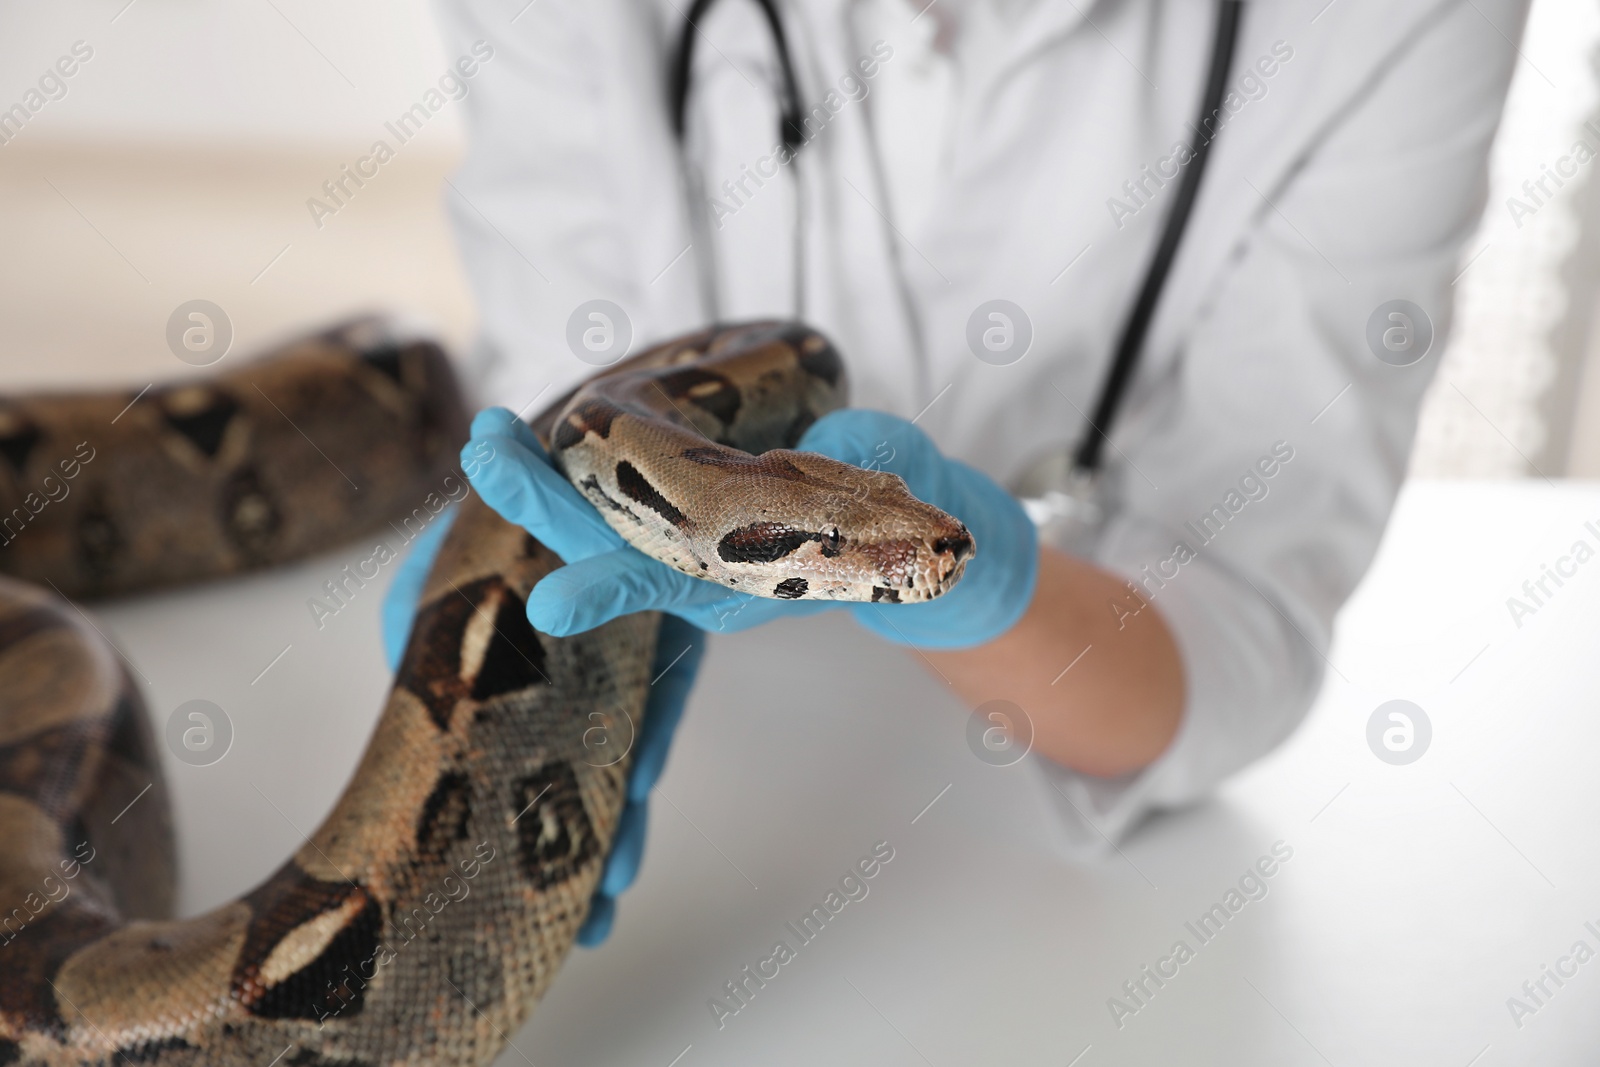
[0,317,971,1065]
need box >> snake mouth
[908,525,974,600]
[932,531,974,565]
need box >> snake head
[702,450,975,604]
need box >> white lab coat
[433,0,1525,850]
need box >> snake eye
[821,526,843,557]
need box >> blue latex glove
[380,508,457,669]
[463,406,1038,649]
[572,613,703,945]
[380,498,706,946]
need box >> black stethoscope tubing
[670,0,806,155]
[670,0,1244,479]
[670,0,810,319]
[1074,0,1243,475]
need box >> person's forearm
[923,546,1185,778]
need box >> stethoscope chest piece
[1012,449,1107,555]
[1017,0,1243,556]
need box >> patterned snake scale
[0,316,970,1065]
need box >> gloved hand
[571,613,703,945]
[379,498,706,947]
[464,406,1038,649]
[379,508,458,669]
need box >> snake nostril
[932,533,973,563]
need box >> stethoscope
[669,0,809,320]
[670,0,1244,550]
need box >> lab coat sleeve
[432,0,692,413]
[1027,0,1523,851]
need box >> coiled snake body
[0,319,969,1065]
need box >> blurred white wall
[0,0,459,147]
[0,0,475,390]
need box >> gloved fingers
[380,506,458,671]
[575,620,706,947]
[796,411,1041,650]
[799,409,951,503]
[852,462,1039,649]
[798,408,911,464]
[524,549,718,635]
[599,799,649,898]
[852,575,1037,649]
[469,406,546,457]
[852,590,1021,650]
[675,590,836,633]
[463,432,623,563]
[575,893,616,947]
[629,617,705,801]
[574,785,648,949]
[528,544,841,635]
